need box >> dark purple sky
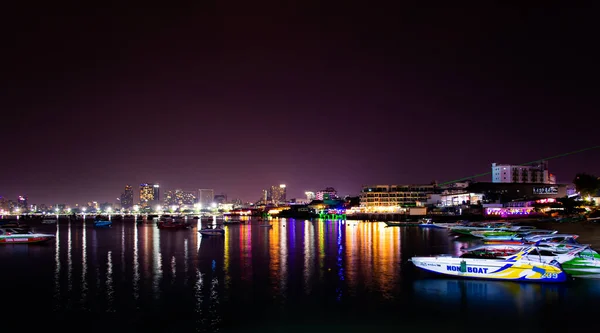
[1,3,598,205]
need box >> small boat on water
[223,220,242,225]
[94,220,112,227]
[409,242,571,282]
[0,228,55,244]
[417,218,444,229]
[157,219,191,229]
[42,219,57,224]
[199,226,225,236]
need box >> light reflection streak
[171,256,176,284]
[279,217,288,298]
[336,222,344,301]
[153,227,162,298]
[303,221,314,294]
[121,222,125,273]
[53,223,60,310]
[224,224,231,290]
[209,269,221,331]
[318,221,325,281]
[194,269,204,327]
[106,250,114,312]
[67,221,72,293]
[184,238,189,285]
[81,220,88,307]
[133,223,140,302]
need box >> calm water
[2,218,600,332]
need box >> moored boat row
[410,219,600,282]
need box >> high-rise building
[270,184,287,204]
[17,195,28,210]
[165,189,197,206]
[305,191,316,201]
[198,189,214,208]
[491,161,556,184]
[316,187,338,200]
[120,185,134,209]
[140,183,160,207]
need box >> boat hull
[94,221,112,227]
[199,229,225,236]
[0,236,55,244]
[410,257,567,282]
[418,224,444,229]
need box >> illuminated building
[164,189,197,206]
[17,195,28,210]
[269,184,286,205]
[305,191,316,201]
[140,183,160,208]
[120,185,134,209]
[492,161,556,184]
[198,189,214,207]
[360,184,436,212]
[315,187,337,200]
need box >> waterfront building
[120,185,134,209]
[316,187,337,200]
[359,184,436,212]
[427,192,485,207]
[269,184,286,205]
[198,189,215,208]
[491,161,556,184]
[467,182,567,203]
[140,183,160,208]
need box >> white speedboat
[410,243,569,282]
[0,228,56,244]
[461,242,600,279]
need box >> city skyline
[1,4,598,206]
[1,155,597,207]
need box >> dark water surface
[2,218,600,332]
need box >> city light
[211,202,217,208]
[82,207,87,213]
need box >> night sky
[1,3,598,206]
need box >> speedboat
[199,227,225,236]
[524,234,579,244]
[472,229,557,242]
[460,242,600,279]
[409,242,569,282]
[0,228,55,244]
[94,220,112,227]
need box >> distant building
[198,189,215,208]
[491,161,556,184]
[120,185,134,209]
[140,183,160,208]
[316,187,338,200]
[269,184,287,204]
